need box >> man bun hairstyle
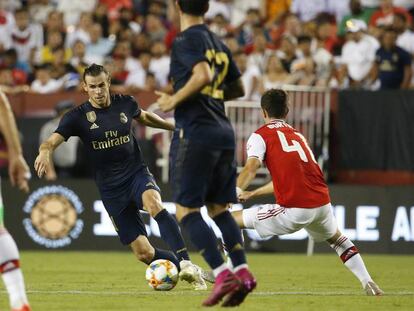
[83,63,110,82]
[177,0,209,16]
[261,89,289,119]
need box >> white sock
[0,230,29,309]
[213,263,229,278]
[330,235,372,287]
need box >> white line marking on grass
[2,290,413,297]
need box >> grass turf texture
[0,252,413,311]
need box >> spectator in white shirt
[9,7,43,65]
[234,51,261,101]
[31,64,63,94]
[340,19,380,88]
[149,41,170,88]
[57,0,97,27]
[291,0,327,22]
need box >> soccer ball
[145,259,179,291]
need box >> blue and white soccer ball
[145,259,179,291]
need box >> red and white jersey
[246,119,330,208]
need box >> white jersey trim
[246,133,266,162]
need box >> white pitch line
[2,290,413,297]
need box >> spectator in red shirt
[369,0,412,28]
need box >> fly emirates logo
[92,130,130,150]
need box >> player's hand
[34,152,50,179]
[238,191,254,202]
[155,91,176,112]
[8,154,30,193]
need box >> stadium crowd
[0,0,413,99]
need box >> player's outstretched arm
[239,181,274,202]
[157,62,213,112]
[0,91,30,192]
[35,133,65,178]
[236,157,261,191]
[137,110,175,131]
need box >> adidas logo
[145,182,155,187]
[90,123,99,129]
[2,261,17,272]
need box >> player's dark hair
[177,0,209,16]
[297,35,312,44]
[261,89,289,119]
[83,63,110,82]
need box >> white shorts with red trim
[242,203,337,242]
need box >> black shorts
[169,138,237,208]
[100,168,160,245]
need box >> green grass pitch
[1,252,413,310]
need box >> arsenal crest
[120,112,128,124]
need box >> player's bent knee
[326,229,342,244]
[206,204,228,218]
[231,210,245,229]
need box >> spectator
[9,7,43,65]
[338,0,375,37]
[209,13,232,38]
[206,0,231,22]
[57,0,97,27]
[369,0,412,27]
[0,68,29,94]
[43,10,66,45]
[340,19,380,88]
[326,0,351,24]
[224,35,241,54]
[291,0,326,23]
[234,51,261,101]
[49,47,80,90]
[230,0,262,27]
[374,27,411,89]
[29,0,55,25]
[66,12,94,47]
[93,2,110,38]
[99,0,133,21]
[263,0,292,24]
[276,35,298,73]
[39,100,80,180]
[1,48,30,78]
[30,63,62,93]
[260,55,296,92]
[111,40,140,72]
[316,20,340,54]
[238,8,264,47]
[38,30,72,64]
[131,32,152,57]
[149,40,170,88]
[394,12,414,56]
[70,40,94,74]
[145,13,167,42]
[143,71,158,92]
[247,31,273,73]
[125,51,151,90]
[85,23,114,60]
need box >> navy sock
[213,211,247,268]
[152,248,181,271]
[154,209,190,261]
[181,212,224,270]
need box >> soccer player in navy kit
[156,0,256,306]
[34,64,207,290]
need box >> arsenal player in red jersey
[232,89,383,296]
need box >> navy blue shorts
[169,138,238,208]
[100,167,160,245]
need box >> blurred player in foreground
[0,91,31,311]
[233,89,384,296]
[35,64,207,290]
[157,0,255,307]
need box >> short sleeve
[54,110,78,141]
[129,96,142,119]
[174,36,209,70]
[246,133,266,162]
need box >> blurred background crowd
[0,0,414,99]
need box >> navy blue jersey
[55,94,144,190]
[169,24,241,149]
[376,46,412,89]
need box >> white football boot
[364,281,384,296]
[179,260,207,290]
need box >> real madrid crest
[86,111,97,123]
[120,112,128,124]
